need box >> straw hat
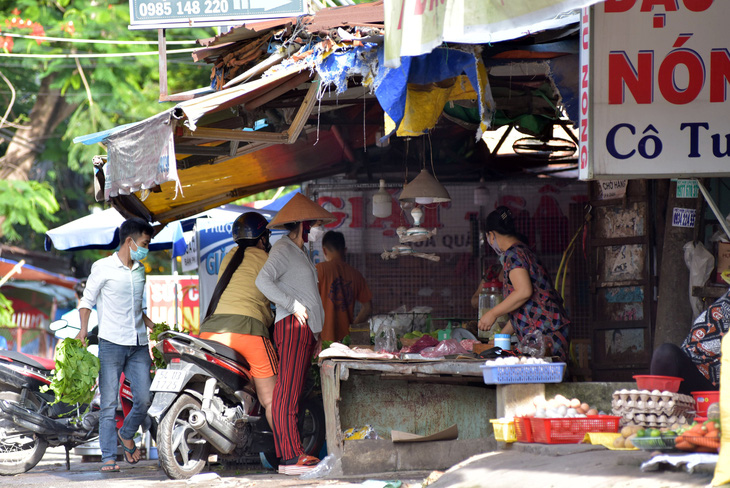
[266,193,337,230]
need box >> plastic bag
[400,335,439,354]
[370,305,433,336]
[343,425,380,440]
[299,454,337,479]
[519,329,546,358]
[419,339,470,358]
[374,328,398,353]
[683,241,715,320]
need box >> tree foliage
[0,0,212,265]
[0,180,59,241]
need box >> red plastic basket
[633,375,682,392]
[691,391,720,417]
[529,416,621,444]
[514,416,533,443]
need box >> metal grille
[309,179,590,337]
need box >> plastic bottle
[438,320,453,341]
[478,280,507,340]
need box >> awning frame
[178,74,320,145]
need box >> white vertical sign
[581,1,730,179]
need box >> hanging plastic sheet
[374,47,493,140]
[383,0,601,68]
[104,110,181,200]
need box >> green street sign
[129,0,306,28]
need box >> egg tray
[611,402,694,418]
[612,390,694,406]
[611,391,694,415]
[616,414,690,430]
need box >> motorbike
[150,330,326,479]
[0,321,139,475]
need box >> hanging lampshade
[474,178,489,206]
[372,179,392,218]
[399,169,451,204]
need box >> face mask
[488,233,503,256]
[308,225,324,242]
[301,221,312,243]
[130,238,149,261]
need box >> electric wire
[0,31,200,45]
[0,48,197,58]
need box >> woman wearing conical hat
[255,193,335,472]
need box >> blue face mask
[130,239,149,261]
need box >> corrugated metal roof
[193,1,383,54]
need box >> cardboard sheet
[391,424,458,443]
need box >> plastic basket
[633,375,682,393]
[631,435,676,451]
[691,391,720,417]
[529,416,621,444]
[514,417,533,443]
[480,362,566,385]
[490,419,517,443]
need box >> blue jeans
[98,339,152,463]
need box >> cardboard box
[716,242,730,284]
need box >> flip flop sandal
[100,460,120,472]
[118,431,139,465]
[292,454,319,466]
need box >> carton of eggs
[611,389,694,428]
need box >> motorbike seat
[197,338,251,371]
[0,350,55,371]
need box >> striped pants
[271,314,316,461]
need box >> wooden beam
[286,76,320,144]
[175,144,232,156]
[180,126,288,143]
[179,77,320,145]
[152,164,344,224]
[243,71,313,111]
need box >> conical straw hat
[266,193,337,230]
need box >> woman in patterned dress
[650,288,728,395]
[478,206,571,362]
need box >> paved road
[0,444,718,488]
[0,447,427,488]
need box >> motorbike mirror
[50,319,70,332]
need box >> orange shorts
[199,332,278,378]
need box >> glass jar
[478,280,507,340]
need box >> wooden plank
[320,360,344,462]
[286,76,320,144]
[180,126,288,143]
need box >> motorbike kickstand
[65,444,72,470]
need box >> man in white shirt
[76,218,155,473]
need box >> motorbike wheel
[260,396,326,470]
[0,391,48,475]
[299,396,326,459]
[157,394,210,480]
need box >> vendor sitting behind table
[477,206,571,362]
[650,287,729,395]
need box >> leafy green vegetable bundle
[150,322,170,371]
[41,338,100,406]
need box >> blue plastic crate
[480,362,566,384]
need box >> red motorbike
[0,324,137,475]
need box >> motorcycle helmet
[232,212,270,246]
